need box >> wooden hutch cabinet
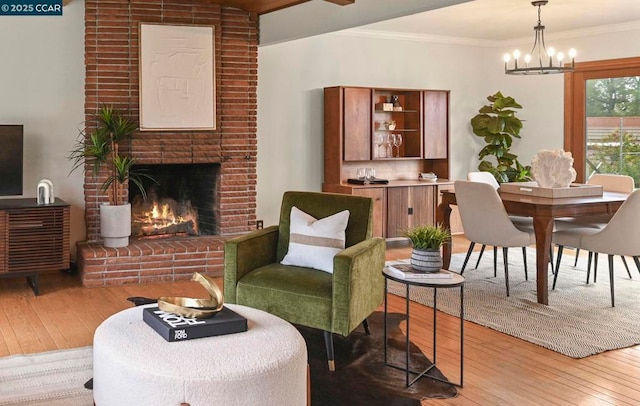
[322,86,455,239]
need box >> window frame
[564,56,640,183]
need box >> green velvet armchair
[224,191,386,371]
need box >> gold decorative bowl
[157,272,224,319]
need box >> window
[564,57,640,185]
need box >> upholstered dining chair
[224,191,386,371]
[554,173,635,277]
[465,172,533,275]
[467,171,500,189]
[455,180,536,296]
[552,188,640,307]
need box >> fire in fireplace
[129,163,219,238]
[131,195,199,237]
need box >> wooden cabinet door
[343,87,371,161]
[352,187,385,238]
[386,186,435,238]
[386,187,409,238]
[423,91,449,159]
[411,185,435,227]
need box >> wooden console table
[0,198,70,295]
[438,190,627,305]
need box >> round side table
[382,265,464,388]
[93,303,308,406]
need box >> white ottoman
[93,304,307,406]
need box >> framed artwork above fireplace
[139,23,216,131]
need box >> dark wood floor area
[1,235,639,405]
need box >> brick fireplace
[77,0,258,287]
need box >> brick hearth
[78,237,225,287]
[78,1,258,286]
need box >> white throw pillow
[280,206,350,273]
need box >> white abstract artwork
[140,24,215,131]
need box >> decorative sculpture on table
[158,272,224,318]
[530,149,577,188]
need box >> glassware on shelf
[391,133,403,157]
[374,133,385,158]
[357,167,366,180]
[385,134,393,158]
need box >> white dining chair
[552,188,640,307]
[466,172,533,274]
[455,180,536,296]
[467,171,500,189]
[554,173,635,277]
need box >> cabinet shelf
[375,129,418,132]
[375,109,418,113]
[373,157,421,161]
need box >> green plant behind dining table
[470,91,532,183]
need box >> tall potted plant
[69,105,153,248]
[404,224,451,272]
[470,91,532,183]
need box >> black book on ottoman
[143,305,247,342]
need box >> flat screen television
[0,125,24,196]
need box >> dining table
[437,189,628,305]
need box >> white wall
[0,1,85,257]
[257,27,640,226]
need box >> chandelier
[503,1,576,75]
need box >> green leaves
[98,105,138,144]
[69,105,154,206]
[470,91,530,183]
[403,224,451,250]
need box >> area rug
[0,347,93,405]
[388,249,640,358]
[297,311,457,405]
[0,312,456,405]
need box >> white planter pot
[410,248,442,273]
[100,203,131,248]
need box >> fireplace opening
[129,164,219,238]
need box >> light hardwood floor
[1,235,639,405]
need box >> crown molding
[497,20,640,47]
[341,28,495,47]
[342,20,640,48]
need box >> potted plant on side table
[404,224,451,272]
[69,105,154,248]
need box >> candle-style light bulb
[557,52,565,63]
[547,47,555,66]
[524,54,531,67]
[512,49,520,69]
[503,53,511,71]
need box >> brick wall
[79,0,258,286]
